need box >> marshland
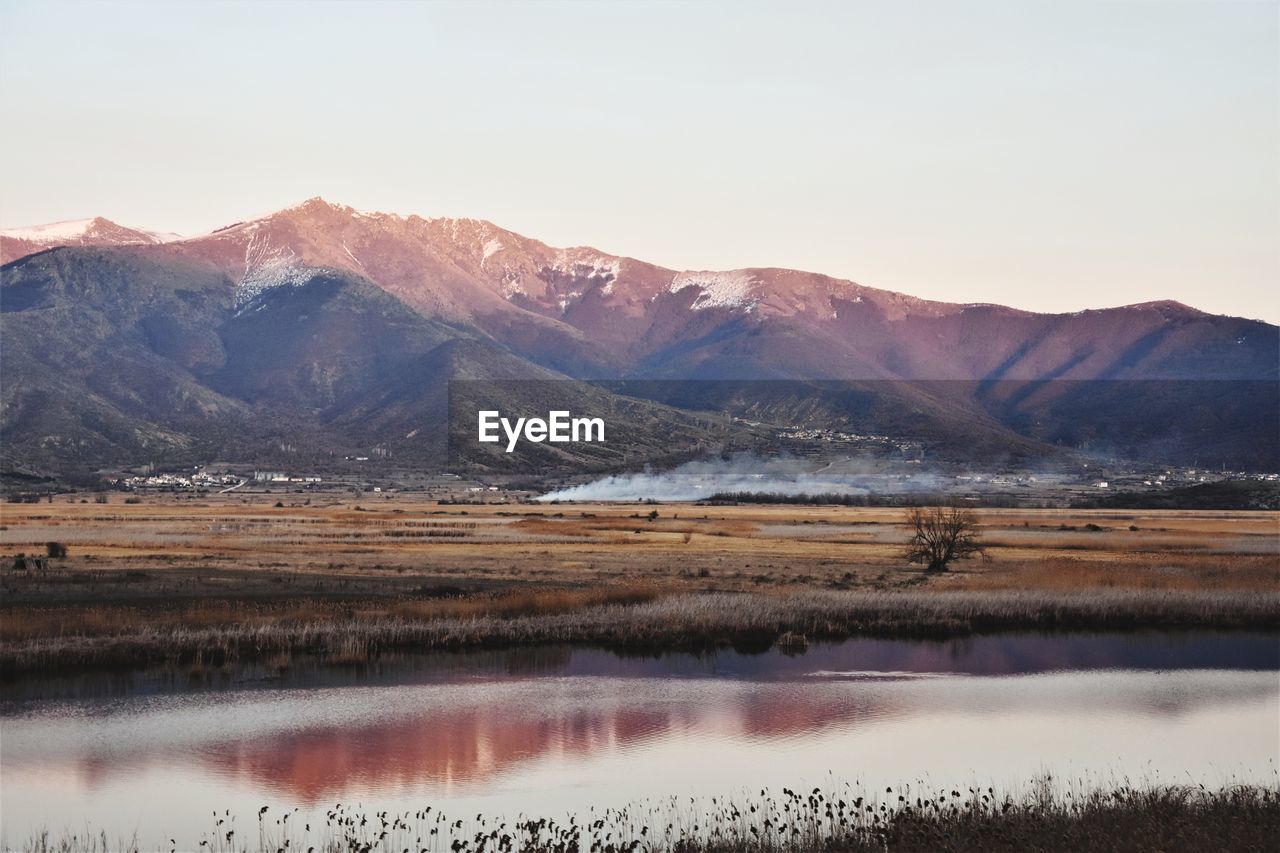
[2,493,1277,851]
[4,632,1278,850]
[1,494,1277,676]
[18,782,1280,853]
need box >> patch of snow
[668,270,759,311]
[352,207,403,224]
[553,252,621,283]
[557,290,585,313]
[236,233,314,305]
[499,271,526,298]
[341,241,365,270]
[1,218,98,241]
[481,239,504,265]
[533,252,623,307]
[1,218,181,245]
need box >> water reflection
[206,703,673,801]
[4,630,1276,704]
[1,632,1277,850]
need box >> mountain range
[2,198,1276,476]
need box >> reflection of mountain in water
[196,668,1276,803]
[3,633,1277,806]
[18,629,1273,708]
[211,705,674,802]
[203,685,895,802]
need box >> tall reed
[3,588,1277,676]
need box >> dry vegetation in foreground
[18,780,1280,853]
[2,496,1277,674]
[2,587,1277,676]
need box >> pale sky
[1,0,1276,322]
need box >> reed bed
[0,586,665,643]
[2,588,1277,675]
[16,779,1280,852]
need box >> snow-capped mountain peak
[0,216,180,262]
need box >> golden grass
[2,494,1276,674]
[953,554,1279,592]
[0,584,663,643]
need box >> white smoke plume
[538,454,945,502]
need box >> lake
[1,631,1277,850]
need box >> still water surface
[2,632,1277,849]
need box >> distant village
[120,468,244,491]
[104,449,1280,511]
[774,426,925,458]
[119,468,328,492]
[112,465,499,500]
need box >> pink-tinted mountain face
[0,217,179,264]
[130,198,1267,382]
[2,199,1275,472]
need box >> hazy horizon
[1,0,1276,323]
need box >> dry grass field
[1,493,1276,674]
[2,492,1276,595]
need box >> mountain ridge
[0,217,180,264]
[1,198,1234,321]
[2,199,1276,475]
[24,197,1265,385]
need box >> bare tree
[904,505,986,572]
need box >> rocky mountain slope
[2,199,1275,474]
[151,199,1273,383]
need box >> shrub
[904,506,986,572]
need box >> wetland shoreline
[3,498,1277,678]
[15,782,1280,853]
[4,587,1279,678]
